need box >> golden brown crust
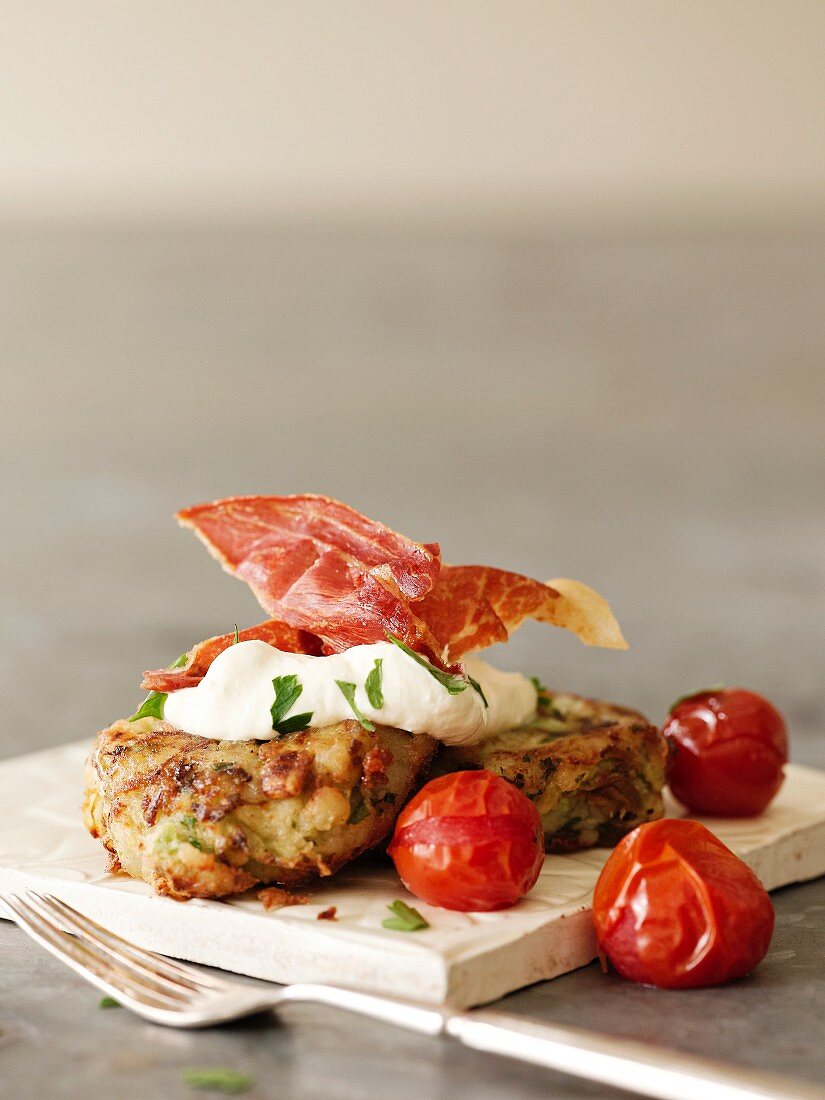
[83,687,667,897]
[437,691,667,852]
[83,718,435,900]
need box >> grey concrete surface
[1,223,824,1097]
[0,878,823,1100]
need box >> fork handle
[283,986,820,1100]
[447,1011,823,1100]
[280,983,446,1036]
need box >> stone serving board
[0,740,823,1009]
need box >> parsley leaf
[98,996,120,1008]
[182,1068,253,1094]
[365,658,384,709]
[128,651,188,722]
[467,674,488,707]
[274,712,314,735]
[386,635,468,695]
[336,680,376,731]
[270,674,313,735]
[382,899,429,932]
[232,624,240,644]
[270,673,301,720]
[128,691,167,722]
[530,676,555,709]
[670,684,726,710]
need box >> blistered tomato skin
[664,689,788,816]
[387,770,545,911]
[593,819,775,989]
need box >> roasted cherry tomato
[387,770,544,911]
[593,819,774,989]
[664,688,788,816]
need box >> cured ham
[176,495,444,659]
[418,565,627,661]
[142,620,323,692]
[156,495,627,692]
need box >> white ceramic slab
[0,740,823,1008]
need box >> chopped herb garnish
[382,899,429,932]
[365,658,384,709]
[530,676,555,709]
[271,674,302,722]
[347,789,370,824]
[212,761,234,772]
[182,1068,253,1094]
[467,675,488,707]
[128,652,188,722]
[128,691,167,722]
[386,635,468,695]
[98,995,120,1008]
[274,712,315,735]
[270,674,313,735]
[232,624,240,644]
[670,684,726,710]
[336,680,376,731]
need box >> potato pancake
[437,691,666,852]
[83,718,435,900]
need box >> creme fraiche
[162,639,537,747]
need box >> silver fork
[5,890,821,1100]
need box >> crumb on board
[258,887,309,912]
[317,906,338,921]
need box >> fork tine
[30,892,226,994]
[22,892,197,1003]
[39,892,228,990]
[5,894,190,1010]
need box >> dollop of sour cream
[163,640,537,747]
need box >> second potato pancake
[438,691,666,852]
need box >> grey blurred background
[2,2,824,767]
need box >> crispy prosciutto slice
[156,496,627,693]
[142,620,322,692]
[176,495,444,659]
[418,566,627,661]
